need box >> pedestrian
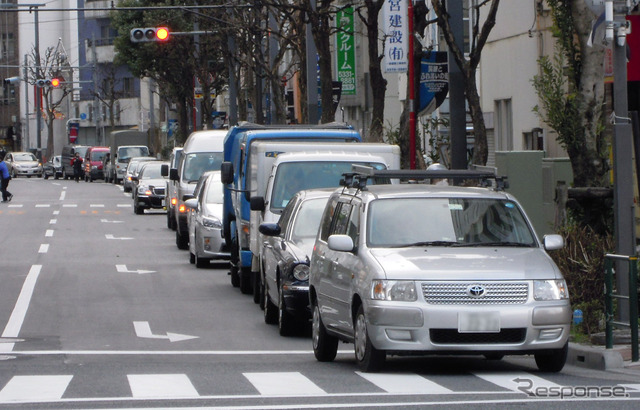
[0,150,13,202]
[72,152,83,183]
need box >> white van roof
[183,130,226,153]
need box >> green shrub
[550,222,614,336]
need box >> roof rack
[341,165,509,191]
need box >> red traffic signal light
[51,78,61,87]
[130,27,170,43]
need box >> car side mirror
[327,234,354,252]
[259,223,281,237]
[543,234,564,251]
[221,162,233,184]
[184,198,198,210]
[161,164,169,177]
[250,196,265,211]
[169,168,179,181]
[182,194,195,202]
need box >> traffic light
[130,27,170,43]
[36,78,52,88]
[50,78,61,88]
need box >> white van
[169,130,226,249]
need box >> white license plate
[458,312,500,333]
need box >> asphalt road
[0,176,639,409]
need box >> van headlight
[292,264,309,281]
[371,280,417,301]
[533,280,569,301]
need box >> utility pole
[306,0,319,124]
[23,54,30,150]
[607,0,635,321]
[92,33,101,145]
[446,0,467,170]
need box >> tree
[532,0,607,189]
[431,0,500,166]
[28,45,72,159]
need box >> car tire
[534,342,568,373]
[134,202,145,215]
[354,305,385,372]
[263,282,277,324]
[278,283,295,336]
[312,303,338,362]
[230,265,240,287]
[167,210,173,229]
[189,252,195,264]
[176,230,189,250]
[252,271,261,304]
[43,173,49,180]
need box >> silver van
[309,169,571,372]
[168,130,226,249]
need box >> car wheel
[189,252,195,264]
[312,303,338,362]
[176,230,189,250]
[252,271,261,304]
[534,342,568,373]
[167,210,173,229]
[278,283,295,336]
[263,282,277,324]
[230,265,240,287]
[354,305,385,372]
[134,202,144,215]
[43,173,49,180]
[11,169,16,178]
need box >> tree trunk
[364,0,386,143]
[465,72,487,165]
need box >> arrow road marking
[133,321,198,343]
[105,234,133,240]
[115,265,156,275]
[100,219,124,223]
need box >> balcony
[84,0,113,19]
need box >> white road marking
[90,204,104,207]
[133,321,198,342]
[45,230,54,237]
[0,375,72,401]
[59,190,65,200]
[53,210,59,215]
[1,265,42,342]
[620,384,640,391]
[472,372,561,394]
[38,244,49,253]
[116,265,155,274]
[127,374,199,398]
[117,203,131,207]
[105,234,133,240]
[49,219,57,224]
[244,372,327,396]
[62,204,77,208]
[35,204,50,208]
[7,204,22,208]
[356,372,453,394]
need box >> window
[122,78,134,98]
[319,197,339,242]
[495,99,513,151]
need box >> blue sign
[80,113,87,120]
[419,52,449,116]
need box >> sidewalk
[567,330,640,373]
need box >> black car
[131,162,168,214]
[259,188,333,336]
[43,155,63,179]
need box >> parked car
[61,145,89,180]
[259,188,333,336]
[123,157,156,193]
[131,161,168,215]
[4,151,42,178]
[184,171,229,268]
[42,155,63,179]
[83,146,110,182]
[308,169,571,373]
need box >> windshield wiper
[465,241,532,247]
[402,241,460,247]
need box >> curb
[567,342,625,370]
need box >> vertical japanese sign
[336,7,356,96]
[383,0,408,73]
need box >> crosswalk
[1,371,639,404]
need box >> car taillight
[171,197,177,206]
[179,204,187,213]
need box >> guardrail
[604,253,639,362]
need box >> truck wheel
[240,267,252,295]
[230,265,240,287]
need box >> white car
[309,169,571,372]
[185,171,230,268]
[4,151,42,178]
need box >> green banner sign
[336,8,356,96]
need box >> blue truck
[220,122,362,295]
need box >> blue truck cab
[220,123,361,294]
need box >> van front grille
[422,282,528,305]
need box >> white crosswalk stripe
[472,372,562,393]
[356,371,453,394]
[0,375,72,401]
[127,374,199,398]
[243,372,327,395]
